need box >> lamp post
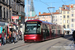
[47,7,55,23]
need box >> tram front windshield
[25,23,41,34]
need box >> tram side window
[51,25,55,37]
[37,24,41,33]
[46,25,50,36]
[57,26,60,35]
[42,24,49,36]
[58,26,60,35]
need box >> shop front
[64,28,70,35]
[0,22,8,44]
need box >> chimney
[71,5,73,8]
[39,12,41,15]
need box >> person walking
[1,30,6,45]
[72,30,75,44]
[12,30,16,44]
[18,30,22,40]
[9,31,12,43]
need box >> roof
[39,13,51,16]
[39,12,60,16]
[25,15,37,19]
[61,9,69,11]
[65,5,69,7]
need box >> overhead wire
[34,0,49,6]
[61,0,66,5]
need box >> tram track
[46,36,72,50]
[0,35,72,50]
[46,39,70,50]
[35,40,60,50]
[34,36,72,50]
[9,38,60,50]
[9,43,34,50]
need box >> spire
[30,0,34,11]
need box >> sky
[25,0,75,16]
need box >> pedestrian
[9,31,12,43]
[72,30,75,44]
[1,30,6,45]
[12,30,16,44]
[18,30,22,40]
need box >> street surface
[0,35,75,50]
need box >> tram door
[42,24,49,40]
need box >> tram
[24,19,64,42]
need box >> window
[72,14,74,17]
[4,8,5,19]
[63,11,65,14]
[72,19,74,22]
[67,15,69,18]
[67,20,69,23]
[67,25,69,28]
[63,15,65,18]
[0,6,2,19]
[42,24,50,37]
[67,11,69,14]
[60,16,62,17]
[63,25,66,28]
[25,24,37,33]
[51,25,56,37]
[7,9,8,19]
[16,3,17,11]
[71,24,74,27]
[64,20,65,23]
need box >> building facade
[53,13,62,26]
[0,0,12,36]
[0,0,12,22]
[57,4,75,34]
[11,0,25,34]
[39,12,51,22]
[0,0,25,34]
[69,4,75,33]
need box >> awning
[9,22,19,26]
[64,28,70,31]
